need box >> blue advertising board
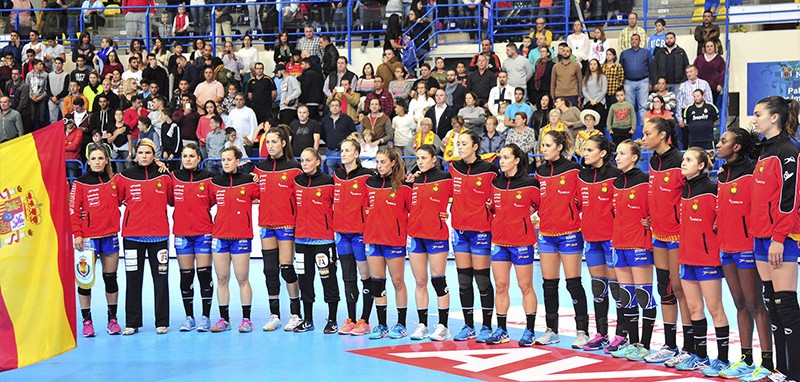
[747,61,800,113]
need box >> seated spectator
[409,82,435,124]
[480,116,506,159]
[574,109,602,157]
[204,115,226,174]
[644,95,674,124]
[503,87,533,128]
[406,117,442,156]
[441,116,468,162]
[540,109,567,152]
[359,98,393,150]
[608,88,636,145]
[137,116,161,157]
[359,129,378,169]
[645,77,677,112]
[505,111,537,156]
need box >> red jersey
[294,171,335,240]
[254,155,302,228]
[613,167,652,250]
[717,157,755,252]
[70,170,120,239]
[171,168,215,236]
[209,172,259,239]
[115,163,174,237]
[750,133,799,243]
[332,164,374,233]
[578,166,620,242]
[363,174,412,247]
[535,157,582,236]
[679,175,720,266]
[408,168,453,241]
[490,173,540,246]
[648,146,685,242]
[449,158,498,232]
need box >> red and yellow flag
[0,122,76,371]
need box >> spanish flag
[0,122,76,371]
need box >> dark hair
[756,96,800,137]
[655,18,666,26]
[725,126,758,160]
[693,89,705,96]
[73,97,85,106]
[54,57,64,63]
[420,63,431,70]
[267,124,295,160]
[138,116,151,127]
[514,111,528,122]
[416,144,437,158]
[501,143,528,176]
[607,48,617,61]
[544,129,572,156]
[377,147,405,192]
[461,129,482,149]
[221,146,243,161]
[225,127,236,135]
[651,95,666,111]
[647,117,678,148]
[182,142,203,159]
[665,31,676,39]
[320,35,331,43]
[618,139,641,164]
[584,135,614,175]
[210,115,223,125]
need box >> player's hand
[74,237,84,251]
[768,240,784,268]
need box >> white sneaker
[283,314,303,331]
[664,350,691,368]
[534,328,560,345]
[155,326,168,334]
[645,345,678,363]
[429,324,451,341]
[409,323,429,340]
[571,330,589,349]
[262,314,281,331]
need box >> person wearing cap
[286,50,304,77]
[276,63,300,126]
[574,109,602,157]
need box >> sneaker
[582,333,609,351]
[409,323,429,340]
[644,345,678,363]
[611,343,635,358]
[485,327,509,345]
[82,320,96,338]
[453,324,476,341]
[350,319,371,336]
[210,318,231,333]
[323,320,338,334]
[283,314,302,331]
[369,324,388,339]
[717,356,752,379]
[238,319,254,333]
[735,365,769,381]
[122,327,138,335]
[106,319,121,335]
[196,316,211,332]
[429,324,451,341]
[748,371,790,382]
[262,314,281,331]
[701,358,730,377]
[338,318,356,335]
[625,343,651,361]
[534,328,560,345]
[475,325,492,343]
[293,320,315,333]
[675,354,710,371]
[388,323,408,339]
[155,326,168,334]
[518,329,535,347]
[179,316,197,332]
[664,350,691,368]
[571,330,590,349]
[604,335,628,354]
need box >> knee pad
[262,249,280,277]
[543,278,559,297]
[620,284,637,309]
[474,268,492,295]
[340,255,357,282]
[372,277,387,298]
[431,276,449,297]
[78,286,92,296]
[102,272,118,294]
[457,267,474,291]
[656,268,676,305]
[566,277,585,298]
[591,277,609,302]
[635,284,657,310]
[179,269,195,291]
[280,264,298,284]
[196,266,214,296]
[763,280,775,305]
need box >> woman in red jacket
[254,125,303,332]
[449,130,499,342]
[208,146,260,333]
[70,143,121,337]
[486,143,540,346]
[332,138,376,336]
[534,130,587,348]
[577,135,621,351]
[405,144,453,341]
[363,148,412,340]
[114,138,174,335]
[293,148,340,334]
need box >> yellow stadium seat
[105,4,121,17]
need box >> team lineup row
[69,96,800,382]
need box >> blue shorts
[613,248,654,268]
[174,234,212,255]
[407,237,449,254]
[680,264,723,281]
[585,240,613,267]
[260,227,295,241]
[538,232,584,254]
[212,238,252,255]
[452,230,491,256]
[491,244,535,265]
[653,238,680,250]
[86,236,120,255]
[365,243,406,259]
[720,251,756,269]
[335,232,366,262]
[754,237,800,263]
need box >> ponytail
[86,143,114,179]
[377,147,405,192]
[545,129,573,158]
[586,134,614,175]
[727,126,759,160]
[267,124,295,160]
[686,147,713,173]
[757,96,800,138]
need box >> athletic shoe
[571,330,590,349]
[388,323,408,339]
[283,314,303,331]
[429,324,451,341]
[735,365,770,381]
[409,323,429,340]
[625,343,651,361]
[534,328,560,345]
[293,320,315,333]
[717,356,752,379]
[611,343,634,358]
[238,319,254,333]
[582,333,609,351]
[369,324,388,339]
[338,318,356,335]
[106,319,121,335]
[453,324,476,341]
[122,327,138,336]
[350,319,371,336]
[179,316,197,332]
[210,319,231,333]
[675,354,710,371]
[664,350,691,368]
[748,371,791,382]
[475,325,492,343]
[604,335,628,354]
[701,359,730,377]
[644,345,678,363]
[155,326,168,334]
[323,320,338,334]
[196,316,211,332]
[82,320,96,338]
[485,327,509,345]
[518,329,535,347]
[262,314,281,331]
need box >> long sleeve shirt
[676,78,712,123]
[582,74,607,105]
[619,25,646,52]
[619,47,651,81]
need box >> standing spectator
[62,81,88,117]
[356,63,377,97]
[47,57,69,123]
[531,46,554,107]
[405,9,430,64]
[65,119,84,178]
[71,55,91,90]
[550,46,582,108]
[212,0,233,45]
[607,88,636,145]
[289,105,322,154]
[296,26,323,61]
[682,89,718,149]
[123,95,149,141]
[142,53,169,98]
[645,76,677,112]
[676,65,713,132]
[466,54,496,107]
[204,116,225,173]
[359,98,393,149]
[469,39,502,73]
[458,92,486,134]
[173,97,201,148]
[567,20,591,67]
[361,0,384,51]
[121,56,143,84]
[42,35,65,73]
[121,0,155,39]
[226,93,257,152]
[6,67,30,132]
[101,51,124,80]
[530,94,553,140]
[320,99,356,152]
[648,19,667,53]
[503,87,533,127]
[321,36,339,77]
[9,0,34,37]
[65,98,92,151]
[527,34,555,77]
[82,72,103,112]
[194,67,224,111]
[0,96,24,142]
[502,43,533,92]
[487,70,514,117]
[619,34,650,132]
[693,10,722,56]
[174,56,200,94]
[89,94,114,138]
[411,63,439,98]
[618,12,646,52]
[364,76,394,117]
[651,32,689,95]
[159,113,181,166]
[327,78,360,121]
[376,49,403,91]
[408,82,434,124]
[601,48,624,107]
[529,18,553,47]
[582,59,607,131]
[394,103,417,156]
[246,62,277,124]
[195,44,222,74]
[273,31,293,65]
[72,32,96,67]
[424,89,457,139]
[275,64,300,126]
[238,35,259,88]
[384,14,404,57]
[22,30,44,61]
[694,40,726,105]
[555,96,583,132]
[1,31,24,65]
[431,57,448,86]
[443,70,466,110]
[324,57,358,99]
[388,66,413,102]
[298,58,325,120]
[589,27,610,64]
[220,41,244,83]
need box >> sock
[303,301,313,322]
[526,313,536,331]
[742,348,753,366]
[220,305,230,322]
[683,324,695,353]
[761,350,774,371]
[346,300,357,321]
[463,307,475,328]
[774,290,800,378]
[328,302,337,321]
[361,278,374,323]
[664,322,678,349]
[482,308,493,329]
[242,305,251,320]
[641,307,656,349]
[107,304,117,321]
[269,298,280,317]
[290,297,301,317]
[377,305,387,326]
[497,314,507,330]
[626,307,640,344]
[418,309,428,326]
[439,308,448,326]
[397,307,407,327]
[81,308,91,322]
[692,319,708,358]
[182,299,194,318]
[716,326,729,363]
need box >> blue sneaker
[475,325,492,343]
[518,329,535,347]
[737,365,771,381]
[196,316,211,332]
[453,324,476,341]
[485,327,509,345]
[717,356,754,379]
[369,324,388,339]
[701,358,730,377]
[388,323,408,339]
[675,354,710,371]
[179,316,196,332]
